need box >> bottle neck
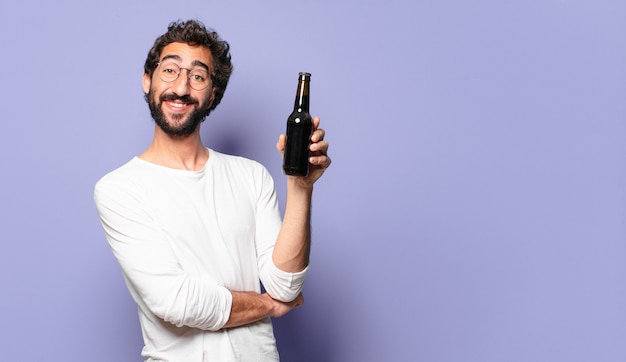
[293,92,310,112]
[293,73,310,111]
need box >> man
[94,19,331,361]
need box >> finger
[309,154,332,168]
[310,128,325,143]
[309,140,329,154]
[312,116,320,130]
[276,134,286,153]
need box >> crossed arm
[224,117,331,328]
[222,291,305,329]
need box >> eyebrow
[160,54,210,72]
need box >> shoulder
[96,157,147,183]
[94,158,150,200]
[210,150,269,176]
[209,150,277,192]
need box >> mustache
[160,93,199,105]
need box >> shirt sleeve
[94,174,232,331]
[253,165,308,302]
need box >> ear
[142,72,151,94]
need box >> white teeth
[168,101,186,108]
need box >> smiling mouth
[161,94,198,112]
[165,100,190,110]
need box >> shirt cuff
[262,262,309,302]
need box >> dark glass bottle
[283,72,313,176]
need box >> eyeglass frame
[154,61,213,91]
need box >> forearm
[223,291,304,329]
[222,291,273,329]
[272,178,313,272]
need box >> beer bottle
[283,72,313,176]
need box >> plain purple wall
[1,1,625,361]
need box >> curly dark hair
[143,19,233,115]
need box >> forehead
[159,42,213,68]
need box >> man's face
[143,42,216,137]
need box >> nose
[171,69,191,95]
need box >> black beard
[147,91,209,137]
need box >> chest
[145,173,259,287]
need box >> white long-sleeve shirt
[94,149,307,361]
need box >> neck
[139,125,209,171]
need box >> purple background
[1,1,625,361]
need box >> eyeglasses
[156,61,211,91]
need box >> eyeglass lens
[158,62,210,90]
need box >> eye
[162,66,177,74]
[190,72,207,83]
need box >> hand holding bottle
[277,116,330,187]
